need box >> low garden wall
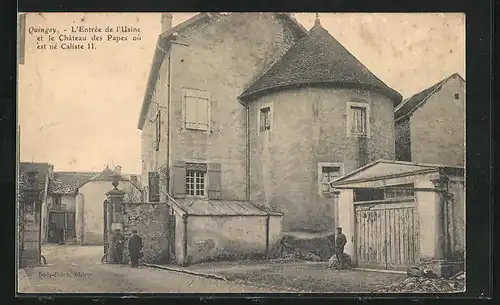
[122,202,170,264]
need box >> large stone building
[395,73,465,167]
[138,13,402,233]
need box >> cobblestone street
[17,245,285,293]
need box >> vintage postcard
[17,12,466,294]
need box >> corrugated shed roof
[240,22,402,103]
[174,199,282,216]
[395,73,464,120]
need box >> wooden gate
[48,211,65,243]
[355,199,419,270]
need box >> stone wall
[122,202,170,264]
[249,87,396,232]
[167,13,304,201]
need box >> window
[183,89,210,131]
[185,163,207,197]
[318,163,344,194]
[260,107,271,132]
[347,101,370,137]
[153,110,160,151]
[148,171,159,202]
[454,93,460,100]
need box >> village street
[17,245,283,293]
[18,245,417,294]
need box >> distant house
[43,165,142,245]
[395,73,465,167]
[138,13,402,236]
[45,171,97,244]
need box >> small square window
[454,93,460,100]
[260,107,271,132]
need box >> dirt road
[18,245,285,293]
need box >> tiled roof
[137,13,308,130]
[240,22,402,103]
[49,172,97,195]
[174,199,283,216]
[88,167,129,182]
[395,73,464,120]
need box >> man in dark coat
[112,229,126,264]
[128,229,143,268]
[335,227,347,269]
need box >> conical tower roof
[240,22,402,103]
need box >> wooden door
[49,212,65,243]
[355,200,418,270]
[66,211,76,238]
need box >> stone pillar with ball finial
[105,170,126,263]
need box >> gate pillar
[105,174,125,264]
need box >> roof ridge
[394,72,463,119]
[240,24,401,102]
[396,74,454,111]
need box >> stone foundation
[418,259,465,279]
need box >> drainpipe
[265,213,270,260]
[238,98,250,201]
[182,214,188,266]
[167,51,172,173]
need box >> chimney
[161,13,173,34]
[114,165,122,176]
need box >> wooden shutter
[185,93,197,129]
[207,163,221,200]
[154,111,161,151]
[148,171,159,202]
[197,91,210,130]
[172,160,186,198]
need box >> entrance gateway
[353,185,419,271]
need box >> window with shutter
[153,111,161,151]
[183,89,210,131]
[185,163,208,198]
[148,171,159,202]
[318,162,344,195]
[207,163,221,200]
[346,101,370,137]
[172,161,186,198]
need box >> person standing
[112,229,126,264]
[335,227,347,269]
[128,229,143,268]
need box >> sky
[18,13,465,174]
